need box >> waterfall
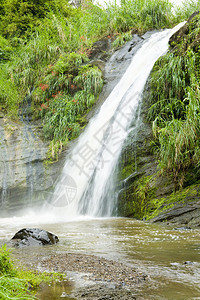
[47,23,185,220]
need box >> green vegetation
[0,0,176,160]
[112,31,132,49]
[0,244,63,299]
[149,13,200,190]
[175,0,200,20]
[107,0,174,33]
[1,0,200,219]
[118,8,200,221]
[144,180,200,220]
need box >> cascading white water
[47,23,185,220]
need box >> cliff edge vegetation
[0,0,178,159]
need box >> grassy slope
[0,0,176,160]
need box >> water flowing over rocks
[0,33,144,216]
[10,228,59,247]
[116,80,174,218]
[1,19,200,226]
[115,15,200,227]
[86,34,144,120]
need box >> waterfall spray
[46,22,185,220]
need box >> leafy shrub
[112,31,132,48]
[74,65,103,95]
[0,35,13,61]
[0,0,75,38]
[53,52,89,75]
[0,245,16,277]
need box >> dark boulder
[150,201,200,226]
[10,228,59,248]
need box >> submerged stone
[10,228,59,247]
[174,226,191,231]
[184,261,194,265]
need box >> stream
[0,217,200,299]
[0,11,199,300]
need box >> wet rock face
[150,201,200,227]
[0,117,64,216]
[10,228,59,247]
[115,79,169,218]
[169,11,200,54]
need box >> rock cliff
[0,116,64,215]
[117,13,200,227]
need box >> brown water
[0,217,200,299]
[36,281,73,300]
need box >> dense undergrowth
[149,12,200,190]
[0,244,63,299]
[116,1,200,221]
[0,0,179,159]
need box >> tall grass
[0,244,63,300]
[149,22,200,189]
[175,0,200,20]
[107,0,173,33]
[74,65,103,95]
[0,65,19,116]
[148,53,187,122]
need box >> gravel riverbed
[15,251,148,299]
[40,253,147,287]
[39,253,148,299]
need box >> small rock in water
[60,292,69,298]
[170,262,179,266]
[184,261,194,265]
[174,226,191,230]
[60,292,76,299]
[10,228,59,248]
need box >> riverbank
[3,218,199,299]
[15,251,148,299]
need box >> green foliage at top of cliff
[0,0,178,159]
[149,12,200,190]
[0,0,74,38]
